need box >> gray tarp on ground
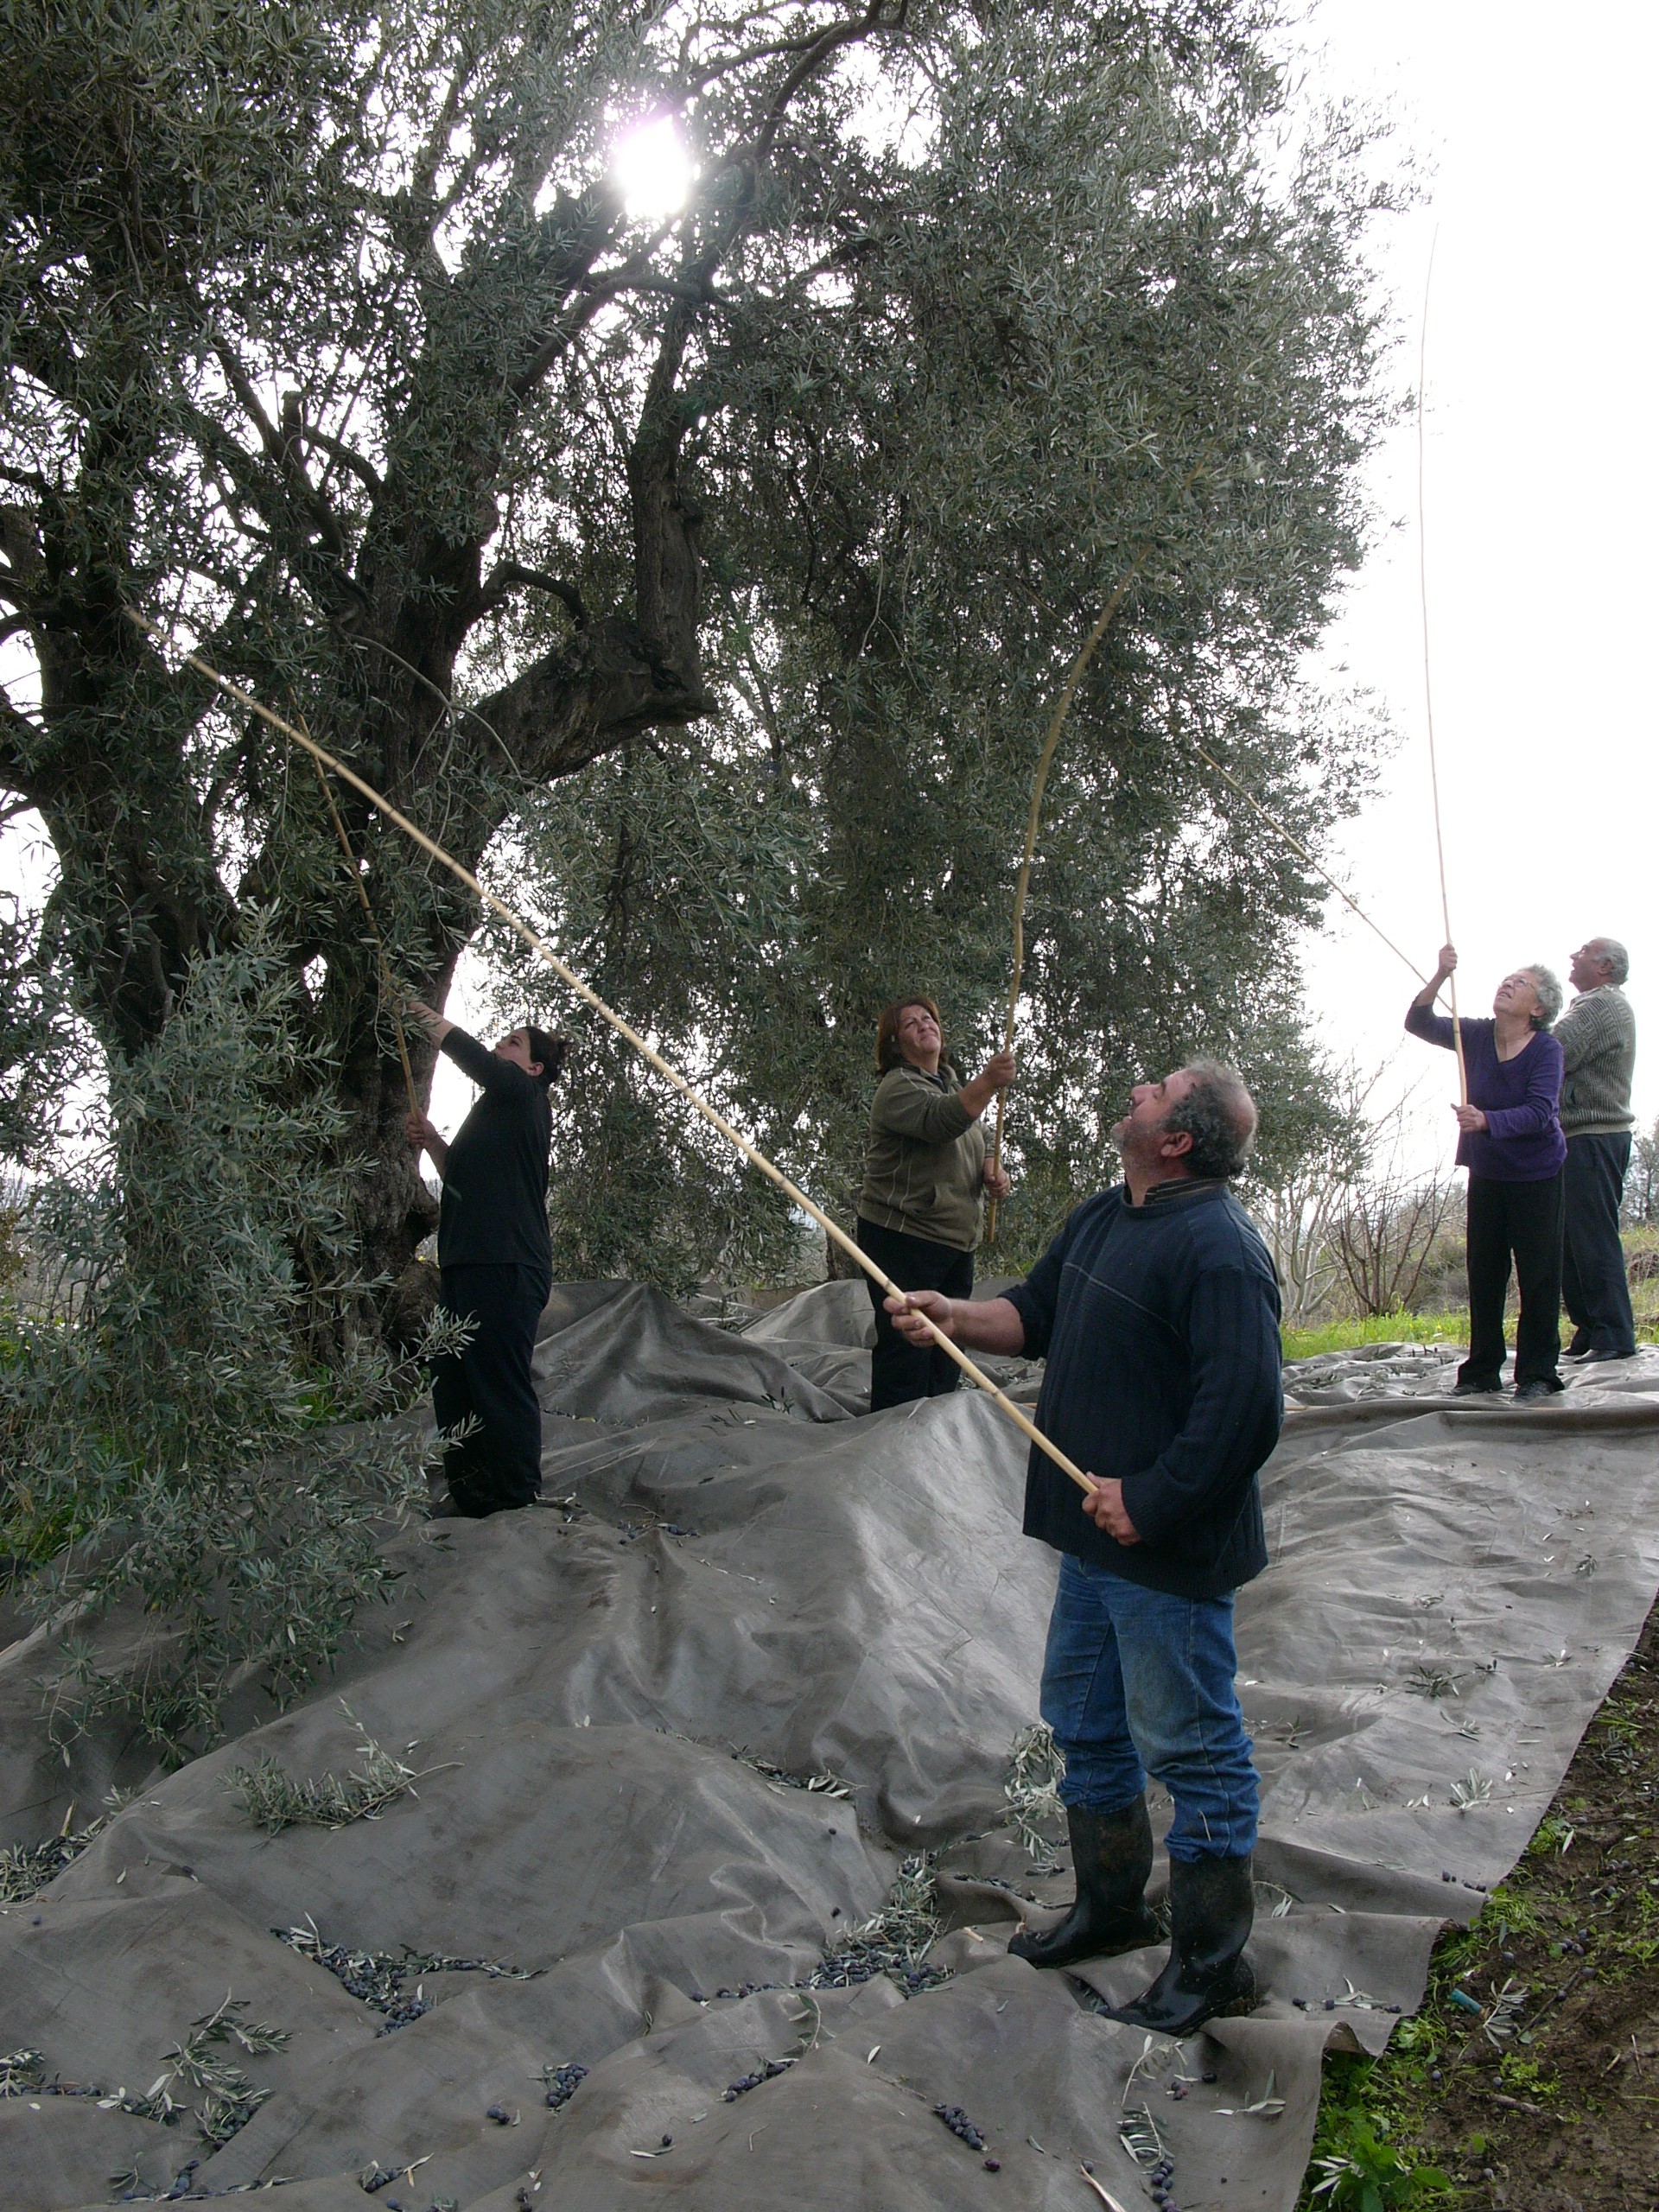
[2,1282,1657,2211]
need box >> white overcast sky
[6,2,1654,1173]
[1293,0,1658,1170]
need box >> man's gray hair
[1592,938,1631,987]
[1525,964,1565,1031]
[1166,1058,1258,1180]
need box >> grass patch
[1297,1599,1659,2209]
[1282,1312,1467,1362]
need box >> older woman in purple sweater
[1406,945,1567,1399]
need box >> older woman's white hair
[1523,963,1565,1031]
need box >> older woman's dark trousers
[1460,1173,1564,1391]
[433,1263,549,1514]
[1561,1134,1637,1357]
[855,1217,976,1412]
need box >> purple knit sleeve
[1405,1001,1456,1050]
[1483,1034,1564,1142]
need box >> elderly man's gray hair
[1165,1058,1258,1180]
[1592,938,1631,987]
[1525,964,1565,1031]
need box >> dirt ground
[1302,1602,1659,2209]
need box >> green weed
[1497,2054,1558,2100]
[1307,2099,1452,2210]
[1282,1312,1466,1362]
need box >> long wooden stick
[128,609,1096,1500]
[306,752,420,1117]
[1417,235,1467,1106]
[986,464,1205,1241]
[1170,712,1428,984]
[985,557,1154,1242]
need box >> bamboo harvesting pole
[1416,235,1468,1105]
[306,750,420,1117]
[985,461,1205,1242]
[129,609,1098,1502]
[984,557,1154,1243]
[1170,713,1428,985]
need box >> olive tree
[0,0,1398,1304]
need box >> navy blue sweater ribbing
[1005,1181,1282,1599]
[436,1027,553,1274]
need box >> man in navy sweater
[406,999,564,1517]
[890,1059,1281,2035]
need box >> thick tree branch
[297,425,385,499]
[475,562,587,624]
[209,337,352,564]
[473,612,710,784]
[748,0,908,160]
[0,461,52,498]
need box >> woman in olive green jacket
[855,995,1014,1411]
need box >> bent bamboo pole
[1416,236,1468,1105]
[306,750,420,1117]
[986,461,1206,1241]
[985,553,1154,1241]
[129,609,1097,1501]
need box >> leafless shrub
[1332,1173,1460,1319]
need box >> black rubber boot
[1008,1798,1160,1969]
[1109,1853,1256,2034]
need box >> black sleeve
[440,1025,538,1097]
[1118,1264,1282,1544]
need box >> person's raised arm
[1406,945,1458,1046]
[955,1048,1017,1121]
[409,996,533,1096]
[873,1051,1014,1144]
[407,995,454,1047]
[1411,945,1456,1011]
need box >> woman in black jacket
[406,998,565,1516]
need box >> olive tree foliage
[0,0,1397,1309]
[0,919,454,1758]
[0,883,80,1173]
[1623,1117,1659,1226]
[472,6,1402,1280]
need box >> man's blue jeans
[1039,1553,1258,1862]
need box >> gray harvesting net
[3,1281,1658,2211]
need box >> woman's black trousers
[1460,1172,1563,1391]
[433,1262,550,1513]
[855,1217,976,1412]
